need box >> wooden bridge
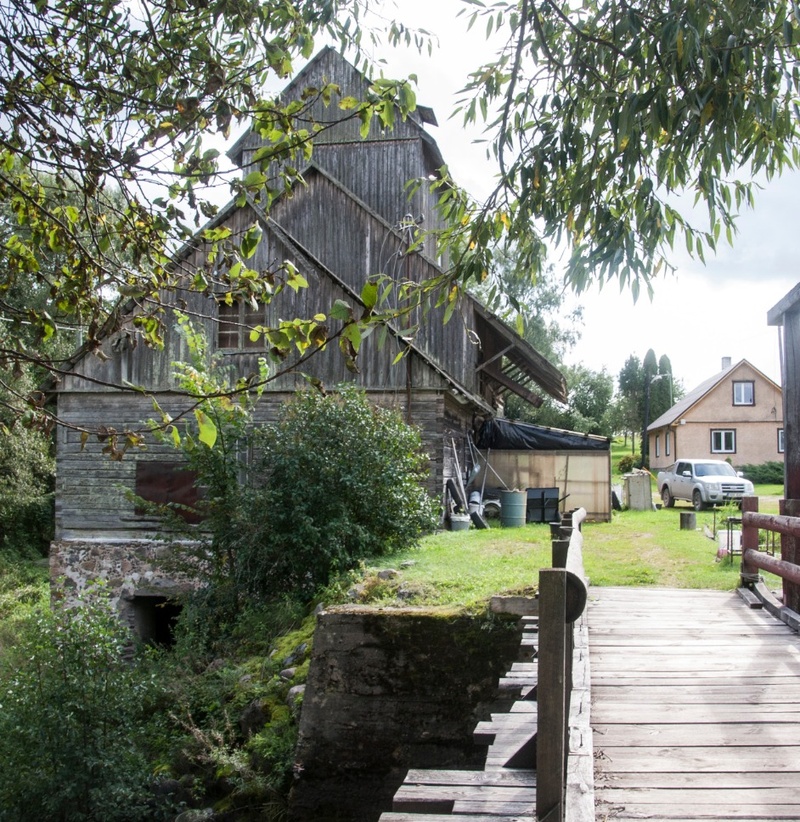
[591,586,800,820]
[380,502,800,822]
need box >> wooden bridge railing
[537,507,589,822]
[740,495,800,630]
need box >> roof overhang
[471,302,568,406]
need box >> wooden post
[537,569,568,822]
[552,539,570,569]
[768,288,800,613]
[781,298,800,612]
[740,495,760,585]
[780,499,800,612]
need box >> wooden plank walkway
[590,587,800,821]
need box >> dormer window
[217,300,264,350]
[732,381,754,406]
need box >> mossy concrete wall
[289,606,522,822]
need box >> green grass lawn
[352,499,784,611]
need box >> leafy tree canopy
[469,251,583,365]
[445,0,800,299]
[3,0,799,434]
[0,0,418,426]
[520,363,613,435]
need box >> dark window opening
[217,300,264,350]
[135,461,203,523]
[130,596,181,648]
[711,429,736,454]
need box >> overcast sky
[364,0,798,394]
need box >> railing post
[780,498,800,613]
[740,495,760,586]
[537,568,568,822]
[552,539,570,569]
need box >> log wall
[54,388,468,542]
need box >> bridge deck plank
[591,587,800,821]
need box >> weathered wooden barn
[49,48,567,624]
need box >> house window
[665,430,671,456]
[733,381,754,406]
[217,300,264,349]
[655,435,660,458]
[779,428,785,454]
[711,429,736,454]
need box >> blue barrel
[499,490,526,528]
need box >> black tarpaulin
[475,418,609,452]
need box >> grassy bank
[350,498,780,611]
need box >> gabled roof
[51,48,564,412]
[243,185,495,414]
[167,160,566,410]
[276,162,566,403]
[256,162,566,405]
[226,46,445,171]
[648,358,781,431]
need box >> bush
[738,461,784,485]
[617,454,636,474]
[236,385,438,601]
[0,587,168,821]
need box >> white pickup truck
[657,459,755,511]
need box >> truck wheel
[661,487,674,508]
[692,490,705,511]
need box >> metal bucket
[499,490,526,528]
[450,514,471,532]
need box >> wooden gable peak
[226,47,444,171]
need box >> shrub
[738,461,784,485]
[156,320,437,612]
[236,385,438,601]
[617,454,636,474]
[0,587,168,821]
[0,427,54,558]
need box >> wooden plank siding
[54,388,471,540]
[230,47,449,262]
[61,173,483,402]
[473,449,612,521]
[52,46,570,548]
[590,587,800,821]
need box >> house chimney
[721,356,732,370]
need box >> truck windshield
[694,462,737,477]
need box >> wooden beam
[485,368,544,408]
[767,281,800,325]
[536,569,568,822]
[475,344,515,374]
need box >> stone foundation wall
[289,607,522,822]
[49,539,196,632]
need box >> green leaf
[330,299,353,321]
[242,171,267,190]
[341,321,362,352]
[195,410,217,448]
[240,225,262,259]
[360,281,378,309]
